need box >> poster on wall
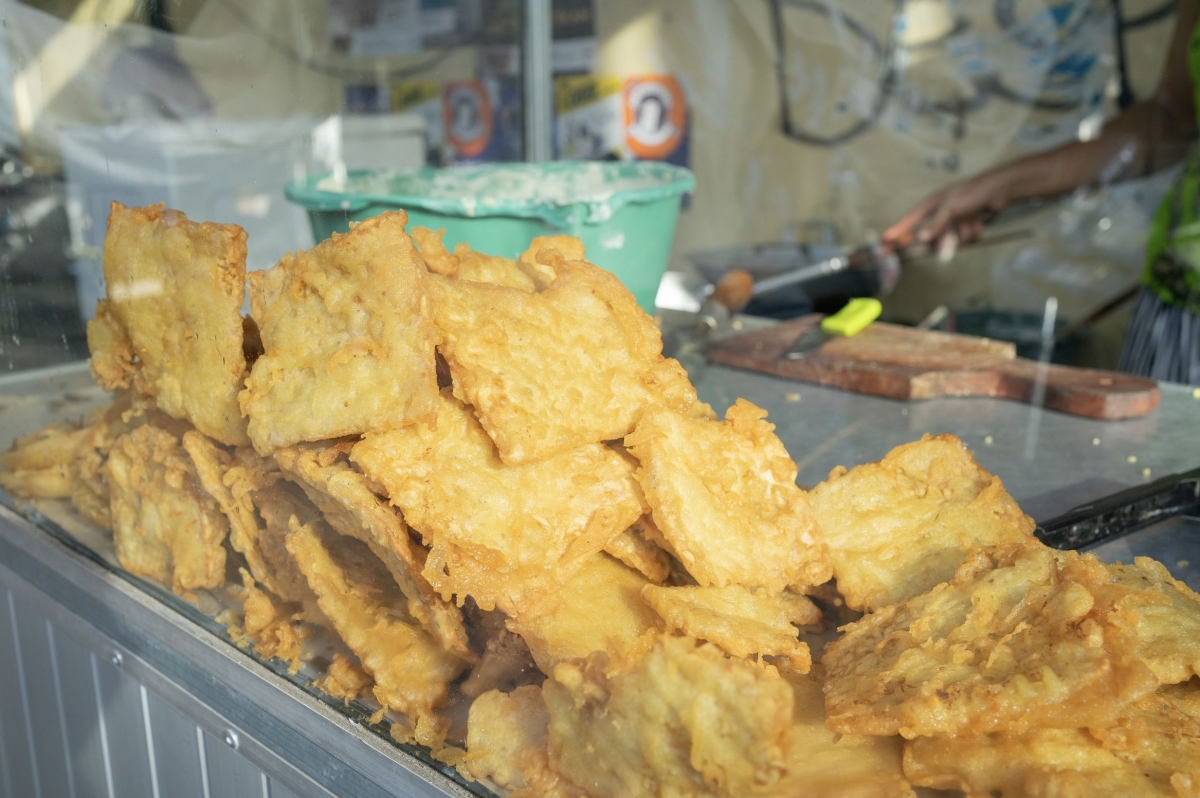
[623,75,689,167]
[553,74,690,166]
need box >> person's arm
[885,0,1200,245]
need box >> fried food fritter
[350,390,643,614]
[240,211,439,454]
[427,248,696,464]
[252,484,327,609]
[604,517,670,584]
[274,442,472,659]
[544,635,794,798]
[182,432,291,599]
[411,226,460,277]
[460,630,540,698]
[98,202,250,446]
[465,685,550,791]
[625,400,831,593]
[1089,556,1200,684]
[0,422,87,498]
[808,434,1036,612]
[86,299,136,390]
[105,424,228,592]
[315,652,374,703]
[641,584,818,671]
[285,516,466,742]
[823,540,1159,737]
[233,569,308,673]
[768,665,914,798]
[903,683,1200,797]
[506,553,661,676]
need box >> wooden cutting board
[706,316,1159,419]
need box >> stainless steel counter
[695,356,1200,523]
[1,356,1198,798]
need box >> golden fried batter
[0,422,87,499]
[351,391,643,614]
[274,442,472,659]
[252,484,327,609]
[809,434,1036,612]
[768,665,914,798]
[411,226,460,276]
[315,652,374,703]
[823,541,1159,737]
[604,517,670,584]
[427,253,696,465]
[105,424,228,592]
[86,299,136,390]
[641,584,818,671]
[234,569,308,673]
[465,686,550,791]
[1089,556,1200,684]
[100,202,250,446]
[182,432,289,599]
[240,211,439,453]
[285,516,466,740]
[507,553,661,676]
[544,635,794,798]
[625,400,831,593]
[904,683,1200,797]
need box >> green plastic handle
[820,297,882,337]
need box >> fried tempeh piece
[903,682,1200,797]
[231,568,308,673]
[543,635,794,798]
[274,442,472,659]
[315,652,374,703]
[604,517,670,584]
[411,226,459,277]
[96,202,250,446]
[767,665,914,798]
[0,422,88,499]
[641,584,818,671]
[465,685,551,791]
[625,400,831,593]
[1088,556,1200,684]
[240,211,439,453]
[351,390,643,615]
[285,516,466,741]
[427,245,696,465]
[182,432,289,599]
[105,424,228,593]
[506,553,661,677]
[823,540,1160,737]
[808,434,1036,612]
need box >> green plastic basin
[284,162,695,310]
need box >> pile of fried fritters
[2,201,1199,798]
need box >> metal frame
[522,0,553,162]
[0,503,478,798]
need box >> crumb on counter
[1179,560,1191,568]
[732,319,744,331]
[984,436,994,446]
[900,408,909,416]
[1092,438,1100,446]
[785,392,801,402]
[1127,455,1138,464]
[1193,387,1200,399]
[1142,467,1152,479]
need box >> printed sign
[443,81,493,160]
[623,75,687,161]
[554,75,623,160]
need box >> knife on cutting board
[707,315,1160,420]
[783,298,882,359]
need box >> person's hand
[883,169,1016,247]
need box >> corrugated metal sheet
[0,577,298,798]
